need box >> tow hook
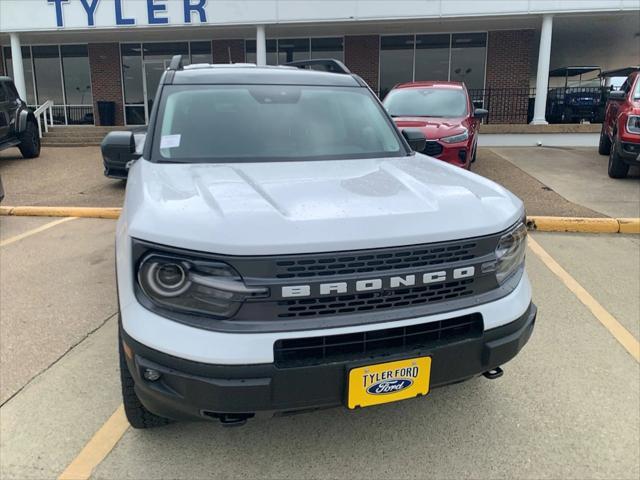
[483,367,504,380]
[217,413,254,427]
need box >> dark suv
[0,77,40,158]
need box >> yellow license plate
[347,357,431,409]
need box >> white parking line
[528,236,640,362]
[0,217,78,247]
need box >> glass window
[383,87,468,117]
[142,42,189,62]
[125,105,146,125]
[379,35,415,99]
[414,34,450,82]
[156,85,403,162]
[121,44,144,105]
[277,38,310,64]
[190,41,212,64]
[32,45,64,104]
[450,33,486,91]
[311,38,343,62]
[60,45,92,105]
[4,46,36,104]
[245,39,278,65]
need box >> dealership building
[0,0,637,126]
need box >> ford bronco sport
[103,57,536,428]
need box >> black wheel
[119,333,173,429]
[607,135,629,179]
[598,126,611,155]
[17,121,41,159]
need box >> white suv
[103,57,535,428]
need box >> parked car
[546,66,603,123]
[599,70,640,178]
[0,77,40,158]
[382,81,487,169]
[104,57,535,428]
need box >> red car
[599,70,640,178]
[383,81,487,169]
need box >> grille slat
[275,242,478,279]
[274,313,483,367]
[422,141,444,157]
[276,279,474,318]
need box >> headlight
[495,221,527,284]
[441,129,469,144]
[626,115,640,134]
[137,252,267,319]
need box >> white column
[9,33,27,101]
[531,14,553,125]
[256,25,266,66]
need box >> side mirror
[607,90,626,101]
[101,131,139,168]
[401,128,426,152]
[473,108,489,119]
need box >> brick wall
[344,35,380,94]
[88,43,124,126]
[484,30,535,124]
[212,39,245,63]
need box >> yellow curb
[1,207,638,234]
[526,216,621,233]
[0,206,121,219]
[618,218,640,234]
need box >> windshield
[635,79,640,99]
[383,88,468,117]
[154,85,404,162]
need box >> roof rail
[168,55,184,71]
[285,59,351,74]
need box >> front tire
[119,333,173,429]
[17,121,41,159]
[598,126,611,155]
[607,135,629,179]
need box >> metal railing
[467,86,612,124]
[32,100,54,138]
[468,88,534,124]
[29,104,94,128]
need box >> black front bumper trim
[121,303,536,421]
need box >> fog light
[143,368,161,382]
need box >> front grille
[275,242,477,279]
[423,141,444,157]
[274,313,483,367]
[277,279,474,318]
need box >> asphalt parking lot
[1,146,639,479]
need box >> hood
[393,117,467,140]
[122,155,523,255]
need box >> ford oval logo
[366,378,413,395]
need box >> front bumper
[121,302,536,421]
[617,140,640,165]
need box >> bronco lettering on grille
[281,266,475,298]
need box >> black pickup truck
[0,76,40,158]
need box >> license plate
[347,357,431,409]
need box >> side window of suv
[4,82,19,101]
[0,83,7,102]
[620,79,630,94]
